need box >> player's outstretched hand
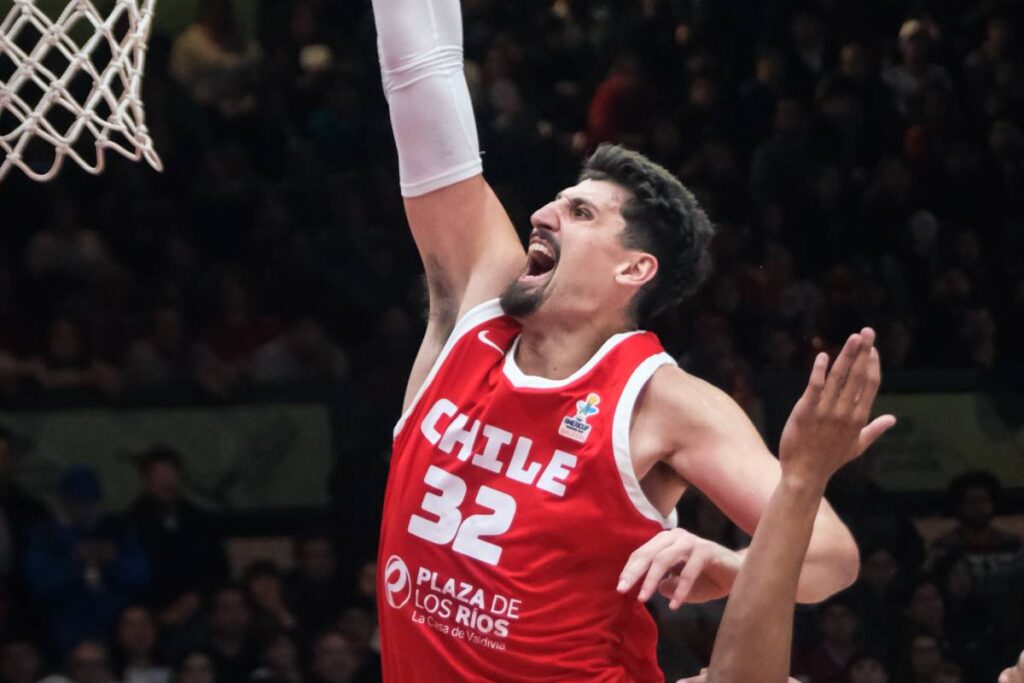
[999,651,1024,683]
[778,327,896,489]
[616,528,740,609]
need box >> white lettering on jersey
[421,398,457,445]
[418,398,580,498]
[439,413,481,462]
[472,425,512,473]
[536,450,578,496]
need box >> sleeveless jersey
[378,300,678,682]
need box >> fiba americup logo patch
[559,392,601,443]
[384,555,412,609]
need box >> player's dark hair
[580,144,714,322]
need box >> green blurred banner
[870,392,1024,491]
[1,402,333,511]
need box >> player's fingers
[821,333,862,405]
[638,540,693,601]
[853,347,882,421]
[668,547,709,609]
[799,352,828,407]
[618,532,676,593]
[838,328,874,410]
[857,414,897,453]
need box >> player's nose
[530,201,560,234]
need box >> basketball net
[0,0,162,182]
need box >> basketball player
[371,0,895,680]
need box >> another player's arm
[622,331,892,604]
[371,0,526,410]
[680,339,894,682]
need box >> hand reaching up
[779,328,896,490]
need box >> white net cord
[0,0,162,181]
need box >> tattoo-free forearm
[790,502,859,603]
[707,477,824,683]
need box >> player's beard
[500,277,548,317]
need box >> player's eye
[572,205,591,219]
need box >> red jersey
[378,300,677,682]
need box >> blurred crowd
[658,466,1023,683]
[0,433,381,682]
[1,0,1023,680]
[0,0,1021,408]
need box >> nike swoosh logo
[477,330,505,355]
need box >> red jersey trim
[393,298,506,439]
[612,352,679,530]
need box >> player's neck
[516,316,632,380]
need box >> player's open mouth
[520,238,558,284]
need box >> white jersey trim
[612,352,679,530]
[502,330,644,390]
[393,298,505,439]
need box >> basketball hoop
[0,0,162,182]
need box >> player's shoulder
[641,364,751,439]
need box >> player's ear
[615,252,658,291]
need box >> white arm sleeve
[372,0,483,197]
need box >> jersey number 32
[408,465,516,566]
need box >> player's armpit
[405,176,526,329]
[641,365,860,603]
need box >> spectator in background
[307,630,357,683]
[248,631,301,683]
[284,534,345,644]
[793,597,861,683]
[585,53,651,150]
[902,577,948,646]
[848,544,907,661]
[964,15,1020,122]
[241,561,296,640]
[930,471,1022,592]
[114,606,170,683]
[195,272,280,395]
[904,632,949,683]
[883,19,953,121]
[123,305,195,388]
[169,0,262,119]
[206,584,258,682]
[933,553,1000,680]
[173,651,215,683]
[24,199,114,287]
[335,607,380,682]
[934,662,963,683]
[124,449,227,636]
[39,640,114,683]
[737,50,786,151]
[846,650,891,683]
[24,466,150,653]
[26,315,121,395]
[786,8,829,91]
[248,315,348,384]
[0,639,42,683]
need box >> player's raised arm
[371,0,526,403]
